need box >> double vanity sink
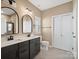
[1,35,41,48]
[1,34,41,59]
[1,6,41,59]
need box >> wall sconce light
[26,8,32,15]
[8,0,16,5]
[2,0,16,7]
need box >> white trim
[72,0,78,59]
[52,12,72,18]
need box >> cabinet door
[19,41,29,59]
[53,15,62,49]
[1,47,7,59]
[30,39,36,59]
[61,13,73,52]
[30,37,40,59]
[1,44,18,59]
[35,37,40,55]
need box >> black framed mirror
[1,7,19,35]
[22,14,32,34]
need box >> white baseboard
[73,52,78,59]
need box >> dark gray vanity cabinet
[1,37,40,59]
[1,44,18,59]
[18,41,30,59]
[1,41,30,59]
[30,37,40,59]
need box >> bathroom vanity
[1,36,40,59]
[1,6,41,59]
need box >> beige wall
[1,0,42,34]
[1,1,73,46]
[16,0,42,33]
[42,1,73,46]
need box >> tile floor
[34,47,74,59]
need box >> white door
[61,13,73,52]
[53,13,73,52]
[53,15,62,49]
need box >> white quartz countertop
[1,34,41,48]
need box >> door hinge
[72,48,74,50]
[72,16,74,19]
[73,36,76,38]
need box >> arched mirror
[1,7,19,35]
[22,15,32,34]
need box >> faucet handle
[27,34,30,37]
[8,36,14,41]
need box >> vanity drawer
[18,41,29,47]
[18,41,29,51]
[19,45,29,53]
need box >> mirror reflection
[22,15,32,33]
[1,7,19,35]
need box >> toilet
[41,41,49,50]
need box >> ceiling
[29,0,72,11]
[1,8,15,15]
